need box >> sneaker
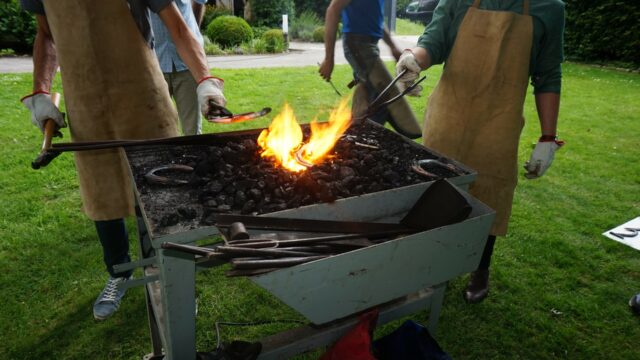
[630,293,640,315]
[93,275,131,320]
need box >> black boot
[463,268,489,304]
[630,293,640,315]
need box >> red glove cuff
[20,90,50,102]
[197,76,224,85]
[539,135,565,146]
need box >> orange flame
[257,98,352,172]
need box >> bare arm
[534,92,560,136]
[32,15,58,92]
[158,3,209,81]
[409,46,432,70]
[319,0,351,81]
[382,27,401,61]
[192,1,205,27]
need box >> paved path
[0,36,419,73]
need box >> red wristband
[20,90,50,102]
[197,76,224,85]
[539,135,565,147]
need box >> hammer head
[31,149,62,169]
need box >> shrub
[312,26,324,43]
[294,0,330,18]
[201,5,232,31]
[262,29,285,53]
[251,26,271,39]
[564,0,640,67]
[249,0,295,28]
[206,15,254,48]
[290,11,322,41]
[0,0,36,53]
[203,36,226,56]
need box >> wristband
[20,90,50,102]
[197,76,224,85]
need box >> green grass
[1,63,639,359]
[395,18,427,36]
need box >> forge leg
[159,249,196,360]
[427,282,447,333]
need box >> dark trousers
[95,218,132,278]
[478,235,497,270]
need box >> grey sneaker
[93,275,131,320]
[630,293,640,315]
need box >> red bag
[319,310,379,360]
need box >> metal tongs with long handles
[205,102,271,124]
[353,69,426,122]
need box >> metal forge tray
[120,122,496,360]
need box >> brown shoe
[463,269,489,304]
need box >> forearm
[323,4,342,60]
[192,2,205,27]
[32,15,57,93]
[383,27,401,60]
[410,47,432,70]
[159,4,210,81]
[535,92,560,136]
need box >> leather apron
[423,0,533,235]
[43,0,179,221]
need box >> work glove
[395,50,423,97]
[21,91,66,133]
[523,136,565,179]
[197,76,227,118]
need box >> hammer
[31,92,63,169]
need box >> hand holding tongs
[361,69,426,120]
[206,101,271,124]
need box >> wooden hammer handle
[41,92,61,151]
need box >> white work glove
[197,76,227,118]
[523,136,565,179]
[21,92,66,133]
[395,50,423,97]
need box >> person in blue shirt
[319,0,422,139]
[151,0,207,135]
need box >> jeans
[95,218,132,278]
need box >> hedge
[249,0,295,28]
[294,0,330,18]
[206,15,253,48]
[564,0,640,66]
[0,0,36,54]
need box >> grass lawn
[395,18,427,36]
[1,62,639,359]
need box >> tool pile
[161,179,473,277]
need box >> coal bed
[125,121,471,236]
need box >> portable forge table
[116,124,496,360]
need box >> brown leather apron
[423,0,533,235]
[43,0,179,221]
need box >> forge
[119,113,495,359]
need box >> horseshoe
[145,164,194,186]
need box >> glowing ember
[257,98,352,172]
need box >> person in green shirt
[396,0,566,303]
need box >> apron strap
[472,0,530,15]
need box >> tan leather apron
[423,0,532,235]
[43,0,179,221]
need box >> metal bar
[214,214,412,234]
[427,282,447,334]
[119,275,159,291]
[216,246,321,258]
[227,231,405,249]
[112,256,157,273]
[231,256,328,269]
[160,242,215,256]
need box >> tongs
[359,69,426,120]
[206,102,271,124]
